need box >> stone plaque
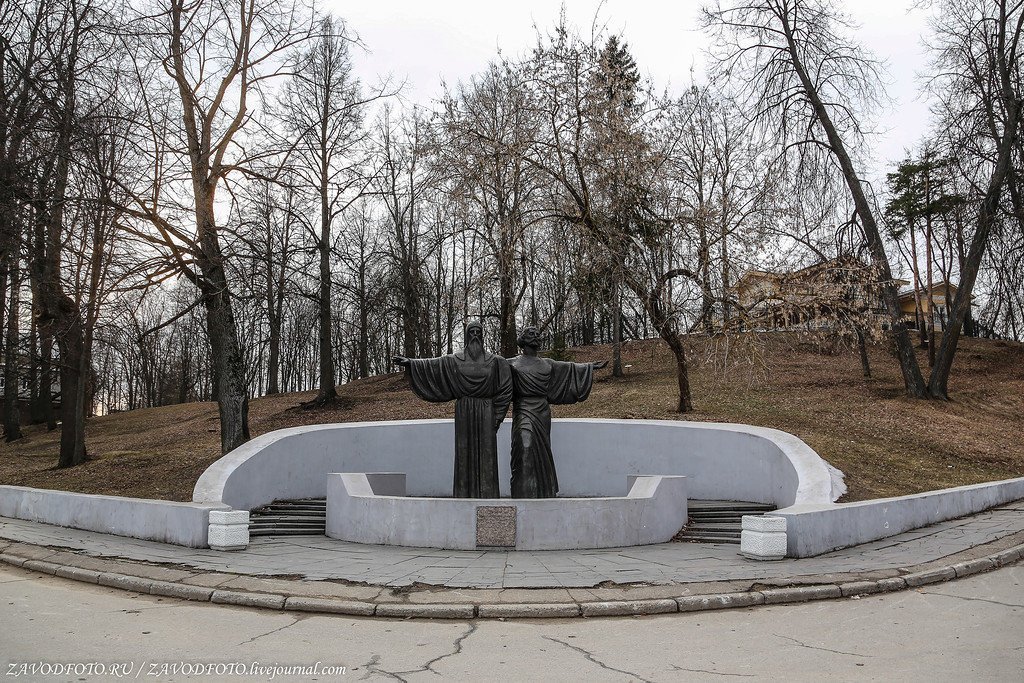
[476,506,516,548]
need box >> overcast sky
[328,0,935,178]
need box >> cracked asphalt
[2,563,1021,681]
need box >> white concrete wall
[193,418,839,511]
[771,477,1024,557]
[0,485,223,547]
[326,473,688,550]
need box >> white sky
[328,0,935,180]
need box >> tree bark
[3,254,22,441]
[315,201,337,403]
[611,276,623,377]
[856,327,871,378]
[194,193,250,453]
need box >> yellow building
[898,281,960,332]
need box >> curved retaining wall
[193,418,838,511]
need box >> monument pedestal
[325,472,687,551]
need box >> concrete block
[98,573,154,593]
[283,596,376,616]
[951,558,996,578]
[743,515,787,533]
[211,590,286,610]
[675,592,764,612]
[54,566,102,584]
[148,580,214,602]
[208,510,249,525]
[477,603,581,618]
[0,553,27,567]
[993,547,1023,567]
[839,581,883,597]
[21,559,60,575]
[208,523,249,551]
[580,599,677,617]
[740,518,787,561]
[875,577,908,592]
[375,603,476,619]
[903,567,956,587]
[761,585,841,604]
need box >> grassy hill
[0,333,1021,503]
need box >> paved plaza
[1,500,1023,590]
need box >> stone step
[678,534,740,544]
[249,498,329,538]
[249,528,326,537]
[679,500,774,544]
[680,526,742,537]
[686,523,742,533]
[249,518,326,527]
[249,516,326,525]
[688,503,774,513]
[253,509,327,518]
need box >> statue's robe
[406,351,512,498]
[508,356,594,498]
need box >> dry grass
[0,333,1021,503]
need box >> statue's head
[465,320,485,356]
[517,326,541,350]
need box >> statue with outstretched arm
[507,326,607,498]
[392,321,512,498]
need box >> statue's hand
[392,355,410,367]
[592,360,609,370]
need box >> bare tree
[278,16,383,404]
[124,0,313,452]
[925,0,1024,398]
[703,0,929,397]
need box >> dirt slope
[0,334,1021,502]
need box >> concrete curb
[2,539,1022,620]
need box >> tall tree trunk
[611,276,623,377]
[195,194,250,454]
[264,229,281,395]
[856,327,871,378]
[266,306,281,395]
[925,165,937,368]
[36,331,57,430]
[909,220,926,345]
[663,331,693,413]
[315,210,336,403]
[54,313,86,467]
[3,255,22,441]
[499,271,518,358]
[357,256,370,378]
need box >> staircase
[248,497,775,543]
[675,500,776,544]
[248,498,327,537]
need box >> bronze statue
[392,321,512,498]
[508,326,606,498]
